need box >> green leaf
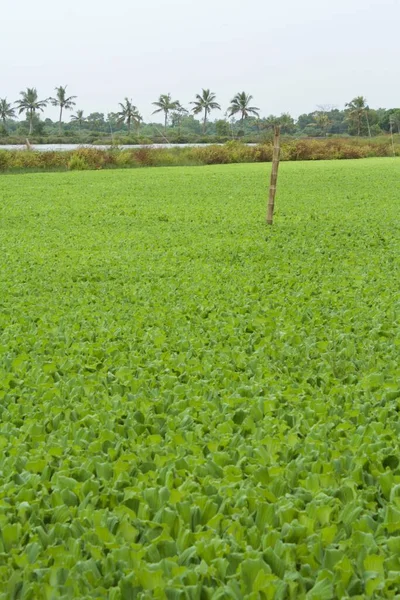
[306,577,334,600]
[2,523,21,551]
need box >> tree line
[1,86,400,141]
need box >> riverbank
[1,139,398,173]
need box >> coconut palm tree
[117,98,142,134]
[191,89,221,133]
[278,113,295,134]
[345,96,368,136]
[15,88,48,135]
[50,86,77,134]
[152,94,179,133]
[0,98,16,132]
[264,115,279,130]
[71,109,85,131]
[313,111,331,136]
[228,92,259,129]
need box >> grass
[1,159,400,598]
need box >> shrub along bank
[0,139,398,173]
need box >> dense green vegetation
[1,88,400,144]
[1,160,400,598]
[1,138,399,174]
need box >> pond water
[0,143,234,152]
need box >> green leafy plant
[1,159,400,598]
[68,154,88,170]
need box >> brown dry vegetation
[0,139,398,173]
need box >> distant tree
[152,93,179,133]
[296,113,313,131]
[49,86,77,134]
[313,111,331,136]
[228,92,259,129]
[393,110,400,134]
[86,112,106,131]
[71,109,85,131]
[345,96,369,136]
[106,112,117,139]
[326,108,347,135]
[302,124,318,136]
[15,88,48,135]
[365,109,380,136]
[191,89,221,134]
[117,98,142,134]
[0,98,16,132]
[135,114,143,133]
[170,103,189,135]
[260,113,295,136]
[381,109,400,134]
[178,114,202,135]
[263,115,279,129]
[278,113,295,134]
[215,119,230,137]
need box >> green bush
[0,150,10,170]
[68,155,89,171]
[114,151,137,168]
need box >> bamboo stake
[266,126,281,225]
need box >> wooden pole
[266,126,281,225]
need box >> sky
[2,0,399,123]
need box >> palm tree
[15,88,48,135]
[278,113,295,134]
[345,96,368,136]
[50,85,77,134]
[313,111,331,136]
[191,89,221,133]
[71,109,85,131]
[152,93,179,133]
[0,98,16,132]
[117,98,142,134]
[228,92,259,129]
[264,115,279,130]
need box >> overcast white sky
[2,0,399,123]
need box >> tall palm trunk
[203,110,207,134]
[29,111,33,135]
[59,106,63,135]
[164,111,168,134]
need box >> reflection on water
[0,143,233,152]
